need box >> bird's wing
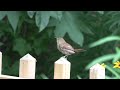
[61,43,75,51]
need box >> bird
[56,37,85,58]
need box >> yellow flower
[113,61,120,68]
[101,63,106,68]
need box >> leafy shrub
[0,11,119,79]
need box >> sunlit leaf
[40,73,49,79]
[112,47,120,63]
[40,11,51,31]
[6,11,20,32]
[27,11,36,18]
[77,75,82,79]
[97,11,104,14]
[55,11,84,46]
[35,11,41,27]
[85,54,115,70]
[105,75,112,79]
[50,11,63,21]
[89,36,120,48]
[68,28,84,46]
[48,18,59,27]
[35,11,51,32]
[0,11,6,20]
[79,26,93,35]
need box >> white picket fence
[54,57,105,79]
[0,52,105,79]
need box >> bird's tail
[74,49,86,53]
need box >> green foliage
[85,54,116,70]
[35,11,63,32]
[6,11,20,32]
[36,74,49,79]
[76,75,82,79]
[55,12,85,46]
[27,11,36,18]
[0,11,21,32]
[97,11,104,14]
[112,47,120,63]
[35,11,50,31]
[1,11,120,79]
[13,38,31,56]
[89,36,120,48]
[0,11,6,20]
[106,64,120,79]
[86,35,120,79]
[40,73,49,79]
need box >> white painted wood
[19,53,36,79]
[90,63,105,79]
[54,57,71,79]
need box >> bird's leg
[63,55,68,59]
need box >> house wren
[56,37,85,58]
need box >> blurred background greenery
[0,11,120,79]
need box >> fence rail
[0,51,105,79]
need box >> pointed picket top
[19,53,36,79]
[55,57,70,64]
[90,63,105,79]
[20,53,36,62]
[54,56,71,79]
[90,63,104,70]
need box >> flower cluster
[113,61,120,68]
[100,61,120,68]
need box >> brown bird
[56,37,85,58]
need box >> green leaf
[55,11,84,46]
[112,47,120,63]
[85,54,115,70]
[69,11,93,35]
[48,18,59,27]
[89,36,120,48]
[35,11,51,32]
[35,11,41,27]
[66,12,84,46]
[6,11,20,32]
[50,11,63,21]
[40,73,49,79]
[0,11,7,20]
[68,28,84,46]
[78,20,94,35]
[13,38,32,56]
[106,65,120,79]
[97,11,104,14]
[54,20,67,37]
[40,11,50,31]
[105,75,113,79]
[77,75,82,79]
[46,27,54,37]
[27,11,36,18]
